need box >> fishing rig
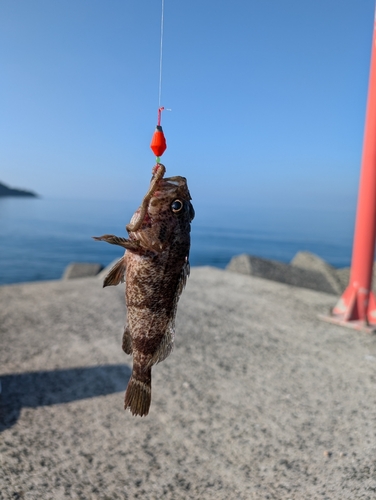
[149,0,167,167]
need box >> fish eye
[171,199,183,213]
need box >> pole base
[318,286,376,334]
[318,314,376,334]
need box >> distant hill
[0,181,38,197]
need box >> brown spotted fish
[93,164,194,416]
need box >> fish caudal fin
[124,367,152,417]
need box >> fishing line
[158,0,165,108]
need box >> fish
[93,164,194,416]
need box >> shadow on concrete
[0,364,131,431]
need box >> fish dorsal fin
[103,257,126,288]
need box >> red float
[150,107,167,159]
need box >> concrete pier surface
[1,266,376,499]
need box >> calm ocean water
[0,197,356,286]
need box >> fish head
[149,175,195,221]
[129,175,194,253]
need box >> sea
[0,196,356,286]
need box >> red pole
[325,12,376,331]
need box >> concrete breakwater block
[62,262,103,280]
[336,267,350,291]
[226,252,342,295]
[290,251,343,295]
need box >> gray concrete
[62,262,104,280]
[1,267,376,499]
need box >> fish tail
[124,366,152,417]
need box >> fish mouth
[152,176,190,199]
[161,176,187,189]
[158,176,187,192]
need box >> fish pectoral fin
[177,258,190,296]
[122,325,132,354]
[92,234,141,252]
[103,257,126,288]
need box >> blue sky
[1,0,375,212]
